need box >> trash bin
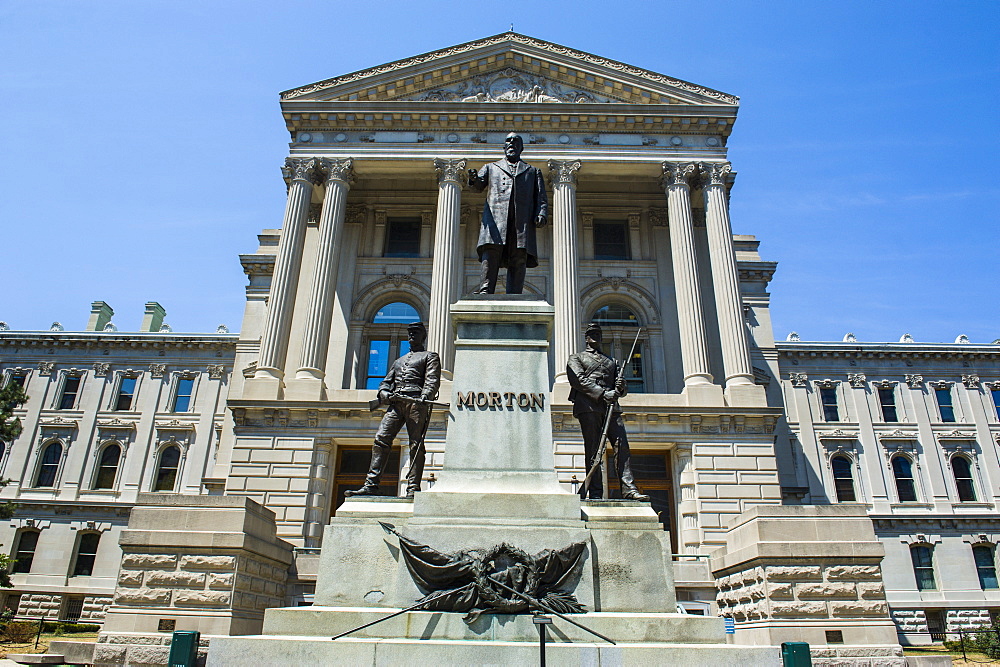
[781,641,811,667]
[168,630,201,667]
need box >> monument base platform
[209,635,779,667]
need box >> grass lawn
[905,643,1000,666]
[0,632,99,658]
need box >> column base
[285,375,325,401]
[724,382,767,407]
[242,372,283,400]
[682,383,725,407]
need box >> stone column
[701,162,754,387]
[662,162,714,389]
[304,440,334,548]
[548,160,582,383]
[428,158,466,376]
[288,159,354,400]
[246,157,320,398]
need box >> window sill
[951,502,995,511]
[888,503,935,511]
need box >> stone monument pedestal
[208,299,779,665]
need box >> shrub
[2,621,39,643]
[40,621,100,634]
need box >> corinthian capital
[321,158,354,186]
[548,160,582,186]
[699,161,732,187]
[433,158,467,185]
[661,162,696,188]
[282,157,322,185]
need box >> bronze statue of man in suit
[468,132,548,294]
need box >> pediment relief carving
[405,69,611,104]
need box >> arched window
[589,304,645,393]
[831,456,856,502]
[11,530,40,574]
[910,544,936,590]
[891,456,918,502]
[153,445,180,492]
[72,533,101,576]
[952,456,976,502]
[93,443,122,490]
[974,545,998,590]
[35,442,62,488]
[364,302,420,390]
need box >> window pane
[36,442,62,487]
[910,546,936,590]
[820,387,840,421]
[935,388,955,422]
[154,446,180,491]
[591,304,639,327]
[94,444,121,490]
[952,457,976,502]
[366,340,391,389]
[372,302,419,324]
[384,217,421,257]
[12,531,39,573]
[892,456,917,502]
[878,388,898,422]
[974,546,999,589]
[172,378,193,412]
[832,456,856,502]
[73,533,100,576]
[625,343,645,394]
[115,377,136,411]
[593,221,630,260]
[992,389,1000,421]
[59,376,80,409]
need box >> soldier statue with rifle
[346,322,444,499]
[567,323,650,501]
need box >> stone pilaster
[246,157,320,399]
[304,440,334,548]
[428,158,466,376]
[674,444,700,554]
[662,162,715,395]
[700,162,766,407]
[288,158,354,400]
[548,160,582,383]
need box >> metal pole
[533,614,550,667]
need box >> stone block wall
[947,608,992,632]
[716,563,889,623]
[16,594,112,621]
[890,609,927,634]
[113,552,286,617]
[93,633,209,667]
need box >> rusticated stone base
[92,632,210,667]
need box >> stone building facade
[0,33,997,642]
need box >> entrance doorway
[331,446,401,515]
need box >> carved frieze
[847,373,867,388]
[962,375,981,389]
[904,375,923,389]
[409,68,609,104]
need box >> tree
[0,381,27,587]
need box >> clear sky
[1,1,997,344]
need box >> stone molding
[847,373,867,388]
[661,162,696,188]
[547,159,582,185]
[280,32,739,104]
[432,158,467,185]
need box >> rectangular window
[12,531,39,574]
[992,389,1000,421]
[935,387,955,422]
[383,217,421,257]
[62,596,84,622]
[593,221,630,260]
[58,376,80,410]
[114,377,137,411]
[171,378,194,412]
[974,545,999,590]
[625,342,645,394]
[910,546,936,590]
[878,387,898,422]
[820,387,840,421]
[72,533,100,576]
[365,340,390,390]
[6,374,25,389]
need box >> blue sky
[1,1,997,343]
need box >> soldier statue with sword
[567,323,650,501]
[346,322,446,499]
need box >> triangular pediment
[282,33,738,107]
